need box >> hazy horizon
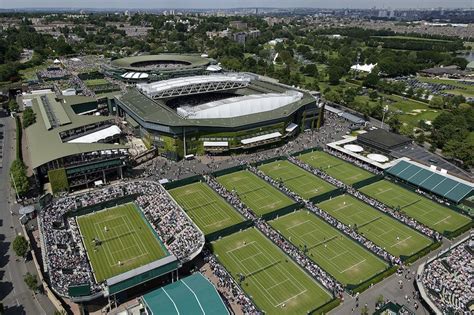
[1,0,472,9]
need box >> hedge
[310,298,341,315]
[348,265,399,294]
[443,221,473,239]
[15,116,22,161]
[402,241,442,265]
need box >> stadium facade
[114,73,321,160]
[21,91,128,191]
[102,54,216,83]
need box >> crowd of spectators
[421,241,473,313]
[39,181,203,297]
[38,67,69,81]
[204,251,259,314]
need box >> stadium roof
[137,74,251,98]
[23,92,127,169]
[358,128,412,150]
[142,273,229,315]
[177,92,303,119]
[386,160,474,203]
[117,79,315,128]
[110,54,210,71]
[68,125,121,143]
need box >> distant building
[233,32,247,44]
[230,20,248,30]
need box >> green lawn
[217,170,295,216]
[84,78,109,86]
[360,180,472,235]
[318,195,432,257]
[270,210,388,286]
[169,182,245,235]
[417,77,474,98]
[297,150,374,185]
[258,160,337,200]
[212,228,333,314]
[77,203,168,282]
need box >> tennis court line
[226,241,256,254]
[373,187,393,196]
[286,220,311,231]
[433,215,451,226]
[275,289,308,307]
[339,259,367,274]
[391,236,412,248]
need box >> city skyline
[1,0,473,9]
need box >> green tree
[12,235,29,257]
[10,159,29,196]
[24,272,39,292]
[328,65,344,85]
[22,108,36,128]
[8,100,19,112]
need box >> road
[0,115,56,314]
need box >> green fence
[68,284,91,297]
[162,175,203,190]
[347,265,398,294]
[206,220,254,242]
[352,175,384,189]
[212,165,247,177]
[252,156,286,167]
[291,146,323,157]
[67,194,139,218]
[261,202,303,221]
[309,188,345,204]
[310,298,341,315]
[401,241,442,264]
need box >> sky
[1,0,472,9]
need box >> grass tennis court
[217,170,295,216]
[297,150,374,185]
[77,203,168,283]
[318,195,432,257]
[258,160,337,200]
[360,180,471,234]
[169,182,245,235]
[212,228,332,314]
[270,210,388,286]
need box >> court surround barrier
[205,220,254,242]
[401,241,442,264]
[346,265,398,294]
[162,175,202,190]
[211,164,247,177]
[66,194,139,218]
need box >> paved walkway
[330,231,470,315]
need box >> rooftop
[142,273,229,315]
[23,92,127,169]
[110,54,210,71]
[358,128,411,149]
[117,79,315,128]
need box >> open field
[212,228,332,314]
[258,160,336,200]
[360,180,471,235]
[169,182,245,235]
[77,203,168,282]
[297,151,373,185]
[318,195,432,257]
[417,77,474,98]
[270,210,388,286]
[372,36,453,42]
[217,170,295,216]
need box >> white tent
[350,63,377,73]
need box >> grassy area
[19,64,47,81]
[318,195,433,257]
[84,78,109,86]
[217,170,295,217]
[258,160,337,200]
[211,227,333,314]
[417,77,474,98]
[169,182,245,235]
[270,210,388,286]
[77,203,168,282]
[297,151,374,185]
[360,180,472,235]
[372,36,453,42]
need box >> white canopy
[350,63,377,73]
[367,153,389,163]
[285,123,298,133]
[68,125,121,144]
[203,141,228,147]
[344,144,364,153]
[241,132,282,145]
